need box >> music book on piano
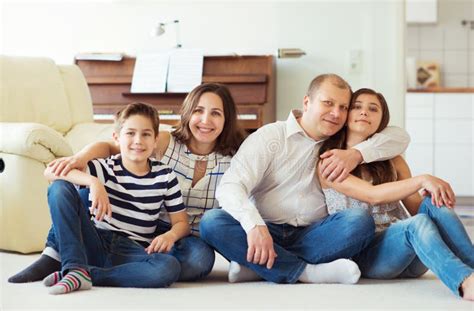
[75,53,124,61]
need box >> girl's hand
[48,155,87,177]
[145,232,177,254]
[420,175,456,208]
[89,179,112,221]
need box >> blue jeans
[47,180,181,288]
[199,208,375,283]
[354,197,474,296]
[154,220,215,281]
[46,185,215,282]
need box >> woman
[317,88,474,300]
[9,83,246,283]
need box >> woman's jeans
[354,197,474,296]
[46,180,214,287]
[199,207,375,284]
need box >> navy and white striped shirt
[86,155,185,244]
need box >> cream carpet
[2,208,473,310]
[1,251,472,310]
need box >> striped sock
[43,271,63,287]
[48,268,92,295]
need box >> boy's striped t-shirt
[85,155,185,244]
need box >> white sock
[228,261,262,283]
[298,259,361,284]
[42,246,61,262]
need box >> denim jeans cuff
[62,263,90,274]
[455,269,474,297]
[287,261,307,284]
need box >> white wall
[1,0,406,126]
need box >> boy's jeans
[47,180,181,288]
[354,197,474,296]
[199,208,376,283]
[46,183,215,282]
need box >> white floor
[2,254,473,310]
[1,210,473,310]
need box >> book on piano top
[75,53,124,61]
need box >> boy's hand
[146,232,177,254]
[89,179,112,221]
[48,155,87,177]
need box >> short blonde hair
[307,74,352,97]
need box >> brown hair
[318,88,396,185]
[172,83,245,156]
[307,73,352,98]
[114,102,160,137]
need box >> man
[199,74,410,284]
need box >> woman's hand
[48,155,87,177]
[420,175,456,208]
[89,179,112,221]
[146,232,177,254]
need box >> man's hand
[48,155,87,177]
[319,149,363,182]
[146,232,177,254]
[89,179,112,221]
[246,225,277,269]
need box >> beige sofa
[0,56,114,253]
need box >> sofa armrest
[0,123,73,163]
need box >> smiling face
[300,80,351,141]
[347,93,384,139]
[113,114,157,166]
[188,92,225,150]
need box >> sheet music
[131,53,170,93]
[167,49,204,93]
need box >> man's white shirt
[215,110,410,233]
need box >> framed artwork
[416,61,440,88]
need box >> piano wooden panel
[75,55,276,131]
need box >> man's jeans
[354,197,474,296]
[199,208,375,283]
[46,182,215,282]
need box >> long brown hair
[172,83,245,156]
[318,88,396,185]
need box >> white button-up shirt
[216,110,410,233]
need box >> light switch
[348,49,362,73]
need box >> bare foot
[461,273,474,301]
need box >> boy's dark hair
[114,102,160,136]
[318,88,396,185]
[172,83,245,156]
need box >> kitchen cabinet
[405,92,474,196]
[406,0,437,24]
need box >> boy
[42,102,189,294]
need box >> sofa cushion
[58,65,94,125]
[65,122,115,153]
[0,56,73,134]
